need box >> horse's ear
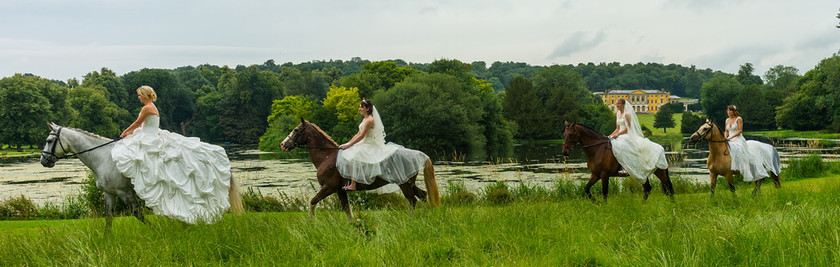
[300,117,306,125]
[705,118,710,123]
[48,122,57,131]
[564,121,569,127]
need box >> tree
[216,66,283,144]
[374,73,486,157]
[121,68,194,133]
[763,65,800,93]
[502,76,543,138]
[776,53,840,131]
[0,75,53,150]
[322,86,361,122]
[532,65,608,137]
[680,112,706,135]
[700,73,742,126]
[733,85,775,130]
[259,95,319,151]
[653,108,675,133]
[736,63,763,86]
[67,85,129,137]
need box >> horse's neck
[577,127,608,157]
[578,127,607,145]
[707,126,729,158]
[306,131,337,168]
[63,130,112,170]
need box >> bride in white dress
[725,105,770,182]
[607,99,669,184]
[111,86,232,224]
[337,100,429,191]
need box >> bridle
[692,122,728,143]
[564,125,611,152]
[41,127,121,163]
[285,123,339,150]
[690,121,730,155]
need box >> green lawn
[746,130,840,139]
[0,146,41,158]
[637,112,683,137]
[2,176,838,265]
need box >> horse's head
[280,118,312,152]
[688,119,715,143]
[40,123,67,167]
[561,121,580,157]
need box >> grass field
[0,146,41,158]
[746,130,840,139]
[2,176,838,265]
[636,113,683,137]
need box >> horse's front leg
[600,176,610,201]
[119,191,145,224]
[309,186,337,220]
[752,178,763,196]
[725,173,736,195]
[104,193,117,233]
[337,190,354,222]
[709,172,718,196]
[584,174,599,201]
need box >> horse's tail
[771,146,781,176]
[423,158,440,207]
[229,174,245,215]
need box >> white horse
[40,123,243,230]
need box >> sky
[1,0,839,81]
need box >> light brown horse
[688,119,781,196]
[562,121,674,200]
[280,118,440,221]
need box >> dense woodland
[1,52,838,157]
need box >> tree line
[1,52,839,155]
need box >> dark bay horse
[561,122,674,200]
[280,118,440,221]
[688,119,781,196]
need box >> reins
[692,122,730,155]
[41,127,121,160]
[291,123,340,150]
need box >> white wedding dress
[727,118,778,182]
[610,105,669,184]
[111,114,231,224]
[336,107,429,186]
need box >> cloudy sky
[1,0,838,81]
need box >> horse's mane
[308,123,338,146]
[63,126,112,141]
[573,123,607,138]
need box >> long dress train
[727,118,774,182]
[610,115,669,184]
[111,115,231,224]
[336,107,428,187]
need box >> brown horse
[280,118,440,220]
[561,122,674,200]
[688,119,781,196]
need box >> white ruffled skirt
[610,134,669,184]
[336,141,428,185]
[111,127,231,224]
[729,137,778,182]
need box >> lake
[1,136,837,204]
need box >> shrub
[442,180,477,205]
[483,182,513,205]
[782,154,826,180]
[0,196,38,220]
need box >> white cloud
[0,0,838,80]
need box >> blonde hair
[136,86,157,102]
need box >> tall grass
[1,177,838,265]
